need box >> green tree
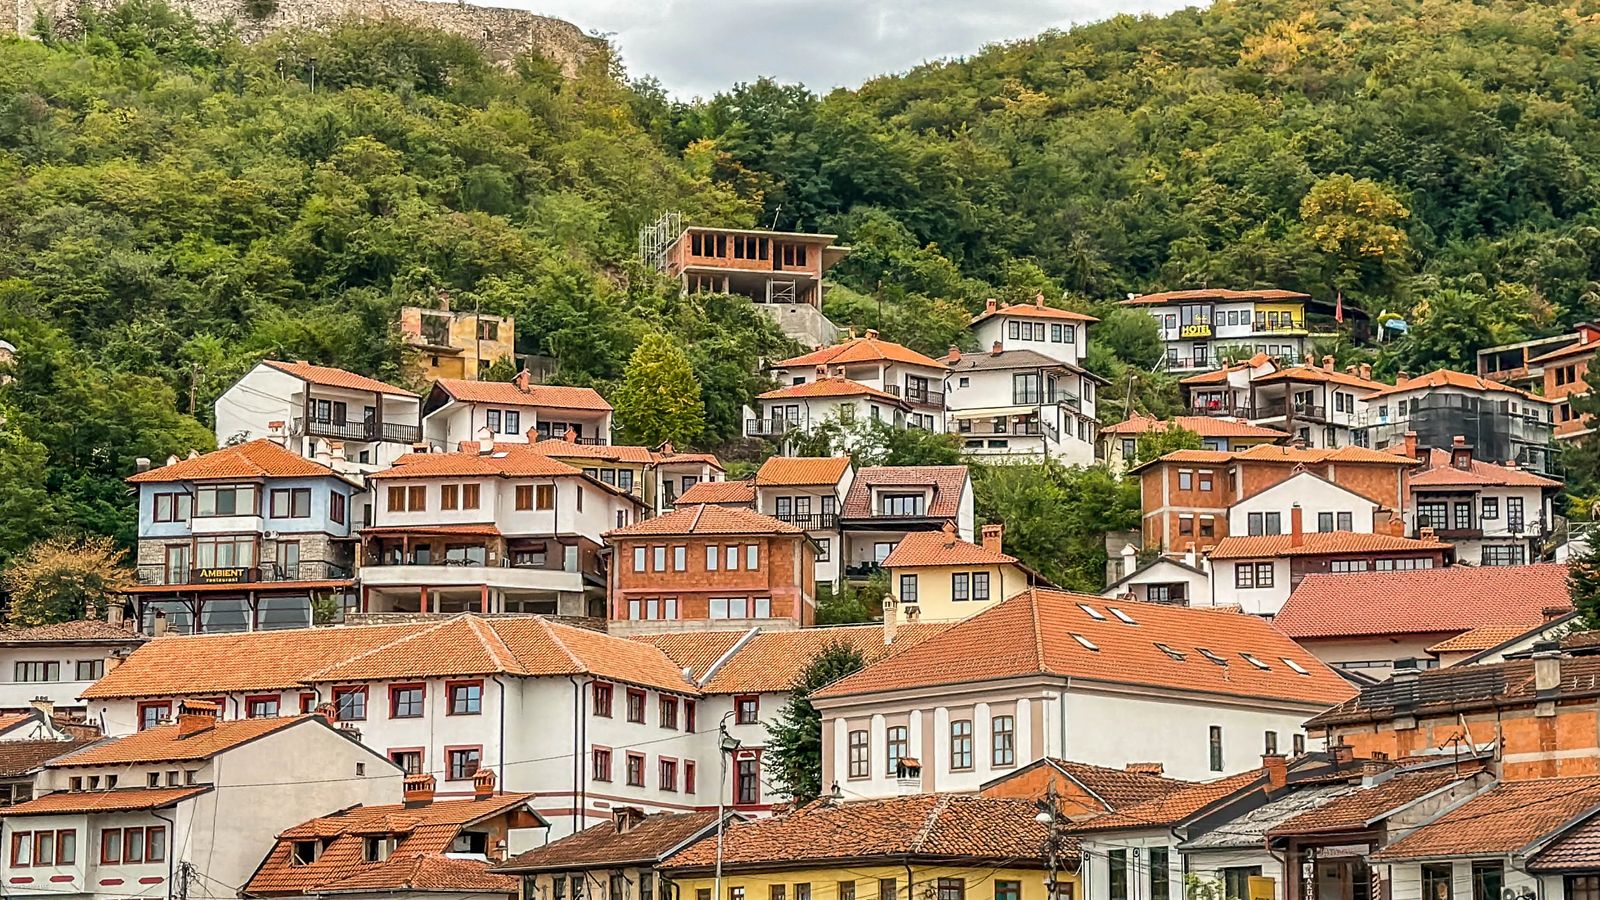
[3,536,133,625]
[764,642,869,804]
[815,572,888,625]
[1572,533,1600,628]
[789,417,962,466]
[0,424,54,567]
[973,461,1141,589]
[613,333,705,449]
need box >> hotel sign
[192,567,250,584]
[1180,323,1213,339]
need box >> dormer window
[879,494,925,516]
[449,831,489,855]
[363,835,397,863]
[292,840,323,866]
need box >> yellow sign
[1247,875,1276,900]
[192,566,249,584]
[1180,324,1213,339]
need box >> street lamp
[715,712,742,900]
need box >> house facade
[1355,369,1558,476]
[491,809,725,900]
[763,332,950,434]
[1100,414,1285,472]
[969,295,1096,365]
[1532,325,1600,441]
[422,373,613,448]
[0,621,144,715]
[752,456,854,589]
[1120,289,1313,373]
[215,360,422,470]
[526,440,723,515]
[1402,435,1559,565]
[751,378,909,446]
[945,346,1101,463]
[400,299,517,383]
[837,466,974,583]
[883,525,1038,623]
[1205,529,1451,616]
[124,440,362,635]
[1245,362,1385,448]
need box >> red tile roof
[1075,768,1264,831]
[1229,443,1419,466]
[51,715,311,766]
[1371,775,1600,861]
[0,738,98,778]
[774,335,947,371]
[82,615,696,699]
[524,440,657,465]
[970,297,1098,325]
[0,713,34,735]
[604,504,804,537]
[1100,414,1286,439]
[1529,339,1599,366]
[0,620,144,644]
[1533,805,1600,870]
[1179,354,1274,385]
[0,786,209,816]
[660,794,1063,871]
[262,360,416,397]
[1252,365,1387,392]
[494,811,722,872]
[1427,625,1537,654]
[673,480,756,505]
[812,589,1354,706]
[643,623,952,695]
[1363,368,1549,402]
[1271,764,1484,837]
[755,456,853,487]
[756,378,907,405]
[1027,760,1192,812]
[433,378,612,412]
[1120,289,1309,306]
[1308,655,1600,729]
[1407,447,1562,487]
[840,466,969,519]
[1277,564,1572,640]
[128,439,336,483]
[246,793,535,896]
[1207,532,1447,560]
[368,448,583,480]
[882,529,1016,567]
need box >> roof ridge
[304,618,458,681]
[467,616,526,676]
[908,794,951,854]
[1030,589,1047,675]
[538,619,589,674]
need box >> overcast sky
[524,0,1197,99]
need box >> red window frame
[99,828,122,864]
[685,700,697,733]
[659,696,678,729]
[446,679,483,716]
[591,746,613,782]
[626,688,646,723]
[444,745,482,781]
[137,700,171,731]
[684,760,697,794]
[388,683,426,719]
[300,692,319,713]
[659,756,678,791]
[332,686,367,721]
[245,694,280,718]
[123,827,144,864]
[10,831,29,867]
[592,682,613,717]
[625,752,646,787]
[144,826,166,863]
[734,694,759,725]
[387,747,425,775]
[734,749,763,806]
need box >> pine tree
[1570,527,1600,628]
[764,642,868,805]
[613,333,706,450]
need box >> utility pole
[1035,782,1066,900]
[176,861,194,900]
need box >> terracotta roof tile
[660,795,1063,870]
[673,480,756,505]
[755,457,852,487]
[1229,443,1418,466]
[0,786,209,816]
[1409,447,1562,488]
[0,738,98,778]
[494,811,722,872]
[246,793,535,896]
[368,448,583,480]
[127,439,336,483]
[1371,775,1600,861]
[756,378,907,405]
[1528,339,1598,367]
[812,590,1353,706]
[1179,354,1275,385]
[1252,365,1387,391]
[0,620,144,643]
[0,713,33,735]
[1045,760,1191,811]
[433,378,612,412]
[525,440,657,465]
[1306,655,1600,729]
[840,466,969,519]
[882,530,1015,567]
[1277,565,1571,640]
[51,715,310,766]
[1075,768,1264,831]
[774,336,947,371]
[1362,368,1549,402]
[604,504,803,537]
[643,623,951,695]
[946,348,1092,375]
[1207,532,1447,560]
[262,360,416,397]
[1120,289,1309,306]
[633,632,747,683]
[970,297,1098,325]
[1533,807,1600,871]
[1270,764,1484,836]
[1100,414,1286,439]
[1427,625,1537,654]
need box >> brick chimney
[864,329,879,341]
[513,369,532,393]
[1262,753,1288,790]
[1034,292,1046,307]
[175,700,219,737]
[947,345,961,362]
[1359,363,1373,381]
[1290,503,1304,548]
[1322,354,1336,372]
[1331,742,1355,767]
[472,767,497,799]
[1451,435,1472,469]
[402,773,437,808]
[1403,431,1418,460]
[985,298,998,315]
[882,597,897,645]
[992,341,1004,355]
[980,524,1003,556]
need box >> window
[1482,545,1527,566]
[937,880,965,900]
[1209,725,1224,772]
[660,696,679,729]
[124,827,144,863]
[996,882,1020,900]
[848,730,869,777]
[736,756,760,804]
[880,880,898,900]
[447,747,481,780]
[592,682,613,717]
[659,757,678,791]
[1149,847,1170,900]
[632,546,646,572]
[1453,501,1473,531]
[746,544,759,569]
[1471,862,1502,900]
[247,695,279,718]
[992,715,1015,766]
[973,572,990,601]
[726,545,739,570]
[1108,849,1128,900]
[195,484,258,517]
[363,835,396,863]
[1179,470,1193,490]
[1422,864,1453,900]
[952,572,969,601]
[1265,731,1279,754]
[1221,867,1261,900]
[515,485,534,510]
[1338,511,1352,530]
[592,747,612,781]
[14,662,59,683]
[879,494,925,516]
[626,689,646,723]
[1246,511,1282,536]
[270,488,312,518]
[330,491,347,525]
[389,749,423,775]
[673,546,687,571]
[772,887,787,900]
[448,681,482,715]
[1482,497,1500,520]
[625,752,645,786]
[390,684,424,718]
[99,828,121,865]
[1417,500,1449,529]
[885,726,908,774]
[1294,734,1306,755]
[736,695,759,724]
[1330,560,1369,574]
[152,492,192,523]
[950,720,973,770]
[652,546,667,571]
[685,760,697,793]
[899,574,918,603]
[1179,515,1194,536]
[816,538,831,562]
[138,701,170,730]
[842,883,857,900]
[705,544,719,570]
[1317,511,1334,532]
[1198,471,1213,491]
[334,687,367,721]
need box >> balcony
[773,512,838,530]
[886,385,946,408]
[959,421,1045,437]
[843,562,882,580]
[358,560,585,593]
[296,417,422,444]
[1189,400,1252,418]
[147,562,353,587]
[1251,319,1307,334]
[746,419,796,438]
[1252,399,1326,421]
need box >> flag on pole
[1335,290,1345,325]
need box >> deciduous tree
[764,642,868,804]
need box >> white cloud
[512,0,1198,98]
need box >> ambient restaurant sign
[192,567,251,585]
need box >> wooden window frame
[446,679,483,716]
[389,683,426,719]
[444,745,483,781]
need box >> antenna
[770,204,782,230]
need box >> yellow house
[658,794,1075,900]
[400,300,517,382]
[883,524,1042,624]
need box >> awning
[949,406,1039,419]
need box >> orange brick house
[1533,322,1600,440]
[604,505,818,631]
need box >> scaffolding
[638,211,684,273]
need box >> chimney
[563,427,577,443]
[980,524,1003,555]
[1304,353,1315,367]
[135,457,151,473]
[402,773,437,808]
[986,298,998,314]
[1290,503,1304,547]
[882,598,897,645]
[894,757,922,795]
[166,454,179,467]
[864,329,879,341]
[267,421,287,447]
[1034,292,1046,308]
[991,341,1004,355]
[1403,431,1418,461]
[1125,762,1164,776]
[947,345,961,362]
[612,806,646,834]
[1397,370,1410,383]
[1419,526,1437,542]
[476,427,494,454]
[1322,354,1335,372]
[153,610,169,638]
[527,426,539,442]
[106,603,125,629]
[472,767,498,799]
[1359,363,1372,381]
[1183,547,1197,569]
[514,369,532,393]
[1121,543,1138,579]
[186,449,200,460]
[1262,753,1288,790]
[1451,435,1472,469]
[330,442,346,462]
[175,700,218,738]
[1291,436,1307,450]
[313,439,332,467]
[1331,743,1355,767]
[1534,640,1563,693]
[315,702,338,725]
[29,697,54,721]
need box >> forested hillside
[6,0,1600,588]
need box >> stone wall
[9,0,603,74]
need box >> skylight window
[1077,604,1106,621]
[1281,658,1310,675]
[491,452,509,458]
[1241,653,1271,671]
[1108,607,1137,625]
[1070,633,1100,652]
[1197,648,1229,667]
[1155,643,1186,661]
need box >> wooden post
[480,584,490,614]
[419,586,428,614]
